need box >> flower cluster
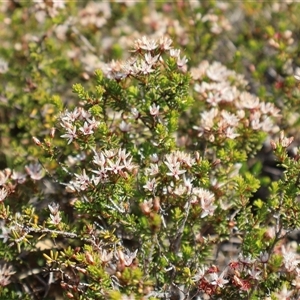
[192,61,280,143]
[141,2,231,45]
[0,165,43,246]
[281,245,300,274]
[47,240,140,299]
[103,36,188,80]
[78,2,111,29]
[200,10,232,35]
[190,187,216,218]
[65,148,135,193]
[268,30,294,50]
[195,253,263,297]
[48,202,62,226]
[33,0,65,20]
[0,167,30,205]
[195,247,300,299]
[59,107,100,145]
[141,150,217,219]
[0,264,15,287]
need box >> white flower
[150,154,159,163]
[177,55,188,70]
[99,249,114,264]
[0,223,11,243]
[146,163,159,176]
[193,267,207,281]
[260,102,280,117]
[49,212,62,225]
[191,188,216,218]
[61,126,77,144]
[183,176,193,193]
[25,162,45,181]
[79,121,94,135]
[273,284,294,300]
[209,270,229,288]
[107,158,125,175]
[123,249,138,266]
[0,264,15,286]
[262,117,277,133]
[173,184,187,196]
[200,108,218,130]
[165,161,186,180]
[86,117,100,129]
[221,86,237,102]
[169,49,181,59]
[131,107,139,119]
[137,60,155,74]
[225,127,240,139]
[149,103,160,116]
[60,108,81,123]
[238,253,255,265]
[144,53,159,65]
[206,61,228,82]
[78,107,91,119]
[221,111,240,127]
[0,58,8,74]
[103,60,126,80]
[93,150,106,167]
[48,202,60,215]
[282,245,300,273]
[200,197,216,218]
[259,251,269,264]
[251,112,261,130]
[248,265,261,280]
[104,149,117,159]
[0,187,8,202]
[73,169,90,191]
[159,36,173,51]
[119,120,131,132]
[0,169,10,186]
[118,149,131,161]
[11,170,26,184]
[206,91,222,106]
[134,36,157,51]
[279,131,294,148]
[238,92,260,109]
[294,67,300,81]
[143,178,156,192]
[92,167,108,185]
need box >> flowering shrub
[0,1,300,300]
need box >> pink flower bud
[32,136,41,146]
[50,127,56,138]
[270,140,277,150]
